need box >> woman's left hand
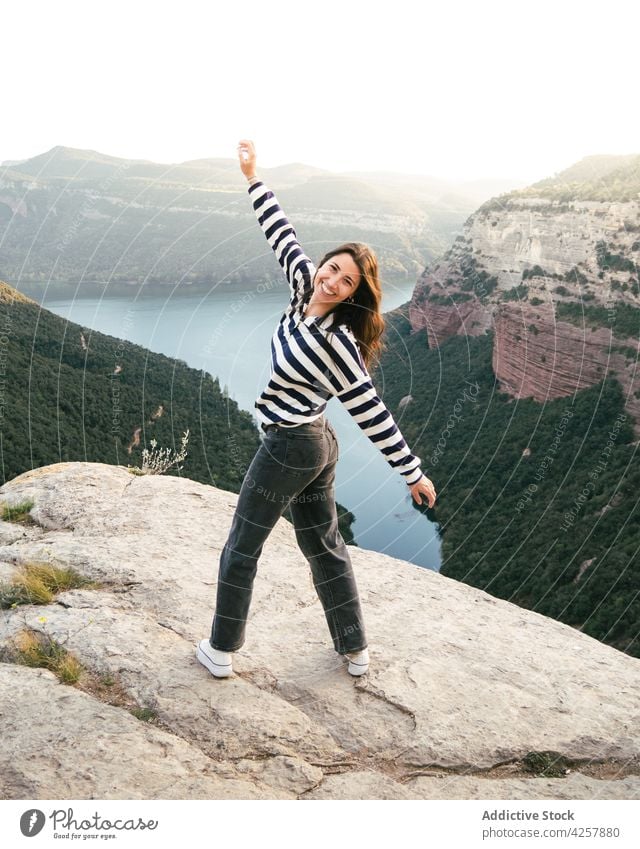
[409,475,437,508]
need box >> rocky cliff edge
[0,463,638,800]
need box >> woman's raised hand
[237,139,257,179]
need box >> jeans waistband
[261,415,328,434]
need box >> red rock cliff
[409,168,640,433]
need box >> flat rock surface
[0,462,638,799]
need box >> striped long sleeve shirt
[249,179,424,487]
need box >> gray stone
[0,665,279,800]
[405,773,640,800]
[0,462,638,800]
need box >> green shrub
[130,707,158,723]
[503,285,529,302]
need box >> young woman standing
[197,140,436,678]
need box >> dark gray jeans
[210,414,368,654]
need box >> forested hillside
[374,306,639,657]
[0,281,259,488]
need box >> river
[39,279,441,570]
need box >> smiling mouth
[320,282,336,296]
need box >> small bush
[564,266,589,286]
[128,430,190,475]
[596,239,636,272]
[503,285,529,302]
[523,750,570,778]
[130,707,158,723]
[522,265,548,280]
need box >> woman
[197,140,436,679]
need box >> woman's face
[311,252,361,307]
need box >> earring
[345,296,354,304]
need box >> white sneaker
[196,639,233,678]
[344,647,369,676]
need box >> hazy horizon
[1,144,537,189]
[3,0,638,184]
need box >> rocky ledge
[0,463,638,800]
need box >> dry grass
[13,630,83,684]
[1,498,35,524]
[6,629,160,724]
[0,562,99,609]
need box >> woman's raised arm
[238,139,315,301]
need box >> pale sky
[3,0,638,183]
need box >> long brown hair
[304,242,385,372]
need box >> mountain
[368,154,640,658]
[409,153,640,431]
[510,154,640,201]
[0,146,519,296]
[0,462,637,799]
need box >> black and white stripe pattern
[249,180,424,486]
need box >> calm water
[39,280,441,570]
